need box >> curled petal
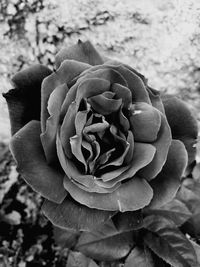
[83,68,128,87]
[57,131,118,193]
[75,78,110,110]
[138,114,172,180]
[129,102,161,142]
[124,131,134,164]
[147,140,188,209]
[103,63,151,104]
[70,135,87,172]
[3,64,52,135]
[98,143,156,188]
[10,121,67,203]
[111,83,132,109]
[55,40,104,69]
[63,175,153,212]
[60,102,76,158]
[41,84,68,164]
[88,94,122,115]
[41,60,89,132]
[147,86,165,114]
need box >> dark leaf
[66,251,98,267]
[190,240,200,265]
[177,179,200,238]
[124,246,155,267]
[145,198,192,226]
[3,64,52,135]
[75,220,135,261]
[143,215,198,267]
[162,95,198,168]
[53,226,80,248]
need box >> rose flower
[4,41,198,231]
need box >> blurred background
[0,0,200,266]
[1,0,200,142]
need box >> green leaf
[112,210,143,231]
[124,246,155,267]
[75,221,135,261]
[177,179,200,238]
[190,240,200,265]
[145,199,192,227]
[53,226,80,248]
[66,251,98,267]
[143,215,198,267]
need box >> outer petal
[162,95,198,167]
[129,102,161,142]
[3,64,52,135]
[55,40,104,69]
[63,176,153,212]
[138,113,172,180]
[147,140,188,209]
[147,86,165,114]
[10,120,67,203]
[42,196,115,231]
[40,83,68,164]
[41,60,90,132]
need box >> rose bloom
[4,41,198,231]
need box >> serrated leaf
[145,199,192,227]
[75,221,135,261]
[124,246,155,267]
[66,251,98,267]
[143,215,198,267]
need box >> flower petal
[83,67,128,87]
[147,140,188,209]
[103,63,151,104]
[147,86,165,113]
[75,78,110,110]
[129,102,161,142]
[88,94,122,115]
[55,40,104,68]
[10,120,67,203]
[57,131,118,193]
[60,102,76,158]
[63,175,153,211]
[162,95,198,167]
[138,114,172,180]
[111,83,132,109]
[40,84,68,164]
[98,142,156,188]
[42,196,115,231]
[3,64,52,135]
[41,60,90,132]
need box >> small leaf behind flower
[75,220,135,261]
[177,179,200,238]
[143,215,198,267]
[124,246,155,267]
[66,251,98,267]
[144,198,192,227]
